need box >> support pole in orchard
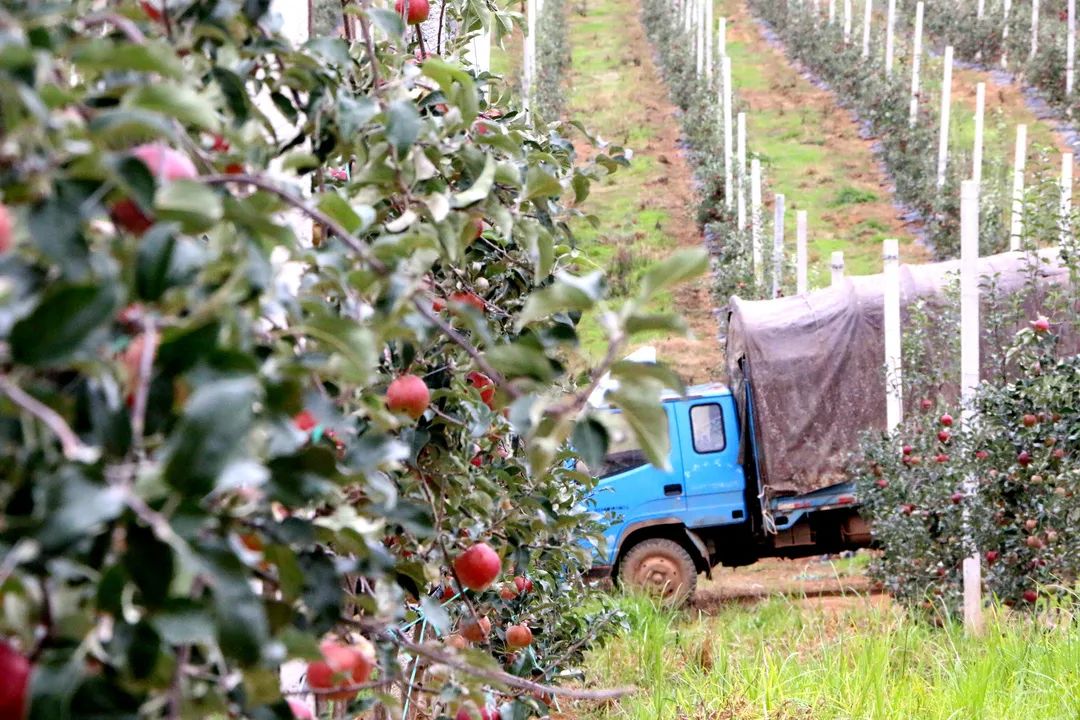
[737,112,748,230]
[959,179,983,638]
[861,0,873,59]
[705,0,714,81]
[936,46,954,189]
[1061,153,1074,246]
[883,238,902,431]
[773,193,786,298]
[972,82,985,186]
[1030,0,1039,61]
[909,2,924,127]
[885,0,897,75]
[1070,0,1077,102]
[723,56,735,210]
[718,17,727,59]
[523,0,536,115]
[1010,124,1027,250]
[751,159,764,286]
[796,210,809,294]
[829,0,836,26]
[843,0,853,43]
[1002,0,1011,68]
[830,251,845,286]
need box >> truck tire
[618,538,697,603]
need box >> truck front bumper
[586,564,613,582]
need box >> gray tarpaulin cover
[725,249,1077,497]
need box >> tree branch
[358,1,383,91]
[0,375,97,463]
[81,12,147,44]
[130,317,158,451]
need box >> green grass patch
[830,186,879,207]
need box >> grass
[581,592,1080,719]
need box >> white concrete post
[1069,0,1076,98]
[524,0,536,115]
[696,0,706,77]
[829,0,837,25]
[723,56,735,210]
[936,46,954,188]
[861,0,873,59]
[1010,124,1027,250]
[796,210,809,294]
[909,2,924,127]
[751,159,764,285]
[830,251,845,286]
[1030,0,1039,60]
[737,112,748,230]
[843,0,853,43]
[959,178,983,637]
[1061,153,1074,246]
[773,193,786,298]
[718,17,727,59]
[467,31,492,76]
[972,82,985,186]
[1002,0,1011,67]
[883,238,902,431]
[977,0,985,19]
[885,0,897,75]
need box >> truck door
[673,395,747,528]
[589,404,687,558]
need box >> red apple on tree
[306,638,376,701]
[1031,315,1050,333]
[1017,450,1032,467]
[505,624,533,649]
[514,575,533,594]
[920,398,933,411]
[450,291,485,312]
[939,413,953,427]
[453,542,501,591]
[0,640,29,720]
[875,478,889,489]
[0,202,12,254]
[985,550,999,564]
[460,615,492,643]
[499,583,518,600]
[902,445,913,455]
[1022,414,1038,427]
[456,704,495,720]
[111,143,198,235]
[1022,589,1038,603]
[950,491,963,504]
[288,699,315,719]
[937,430,950,443]
[386,374,430,419]
[394,0,430,24]
[468,371,496,409]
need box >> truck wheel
[618,538,697,603]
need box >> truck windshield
[597,411,649,478]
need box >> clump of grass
[829,186,879,207]
[581,593,1080,719]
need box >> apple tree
[0,1,705,718]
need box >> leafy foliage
[0,1,702,717]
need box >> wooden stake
[737,112,748,230]
[773,193,786,298]
[1030,0,1039,61]
[909,2,924,127]
[1061,153,1073,246]
[936,46,954,189]
[959,178,983,638]
[885,0,897,75]
[883,238,902,431]
[830,251,845,286]
[973,82,985,186]
[796,210,809,294]
[861,0,873,59]
[1010,124,1027,250]
[751,159,764,285]
[723,56,735,210]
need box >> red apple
[294,410,318,432]
[985,550,999,564]
[0,202,12,254]
[132,143,198,182]
[327,168,349,182]
[288,699,315,719]
[937,430,950,443]
[505,624,533,649]
[1032,316,1051,333]
[900,503,915,516]
[1022,589,1038,603]
[0,641,29,720]
[514,576,533,594]
[395,0,430,23]
[468,371,496,409]
[902,445,913,455]
[460,615,492,643]
[470,217,485,239]
[950,491,963,504]
[386,374,430,419]
[920,398,933,411]
[140,0,163,21]
[499,583,518,600]
[307,639,376,701]
[110,198,154,235]
[454,542,501,591]
[975,450,989,460]
[1022,414,1038,427]
[211,134,230,153]
[450,291,485,312]
[445,634,468,649]
[456,704,494,720]
[935,453,948,463]
[939,413,953,427]
[1026,536,1044,549]
[1053,448,1066,460]
[1018,450,1032,467]
[875,478,889,489]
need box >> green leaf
[124,83,220,132]
[572,417,609,472]
[316,192,375,235]
[607,375,671,471]
[163,377,260,496]
[136,225,205,302]
[368,8,406,37]
[124,525,175,608]
[522,166,563,202]
[264,545,304,602]
[88,108,178,144]
[72,39,183,78]
[386,100,421,157]
[27,182,93,279]
[154,180,223,233]
[421,58,479,124]
[35,468,126,552]
[610,360,685,396]
[452,154,496,208]
[337,93,379,137]
[212,67,250,123]
[637,247,709,302]
[624,312,688,336]
[517,271,604,327]
[11,282,117,367]
[486,342,559,382]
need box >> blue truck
[586,381,871,600]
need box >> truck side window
[690,403,725,453]
[598,412,649,478]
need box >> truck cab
[587,383,870,601]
